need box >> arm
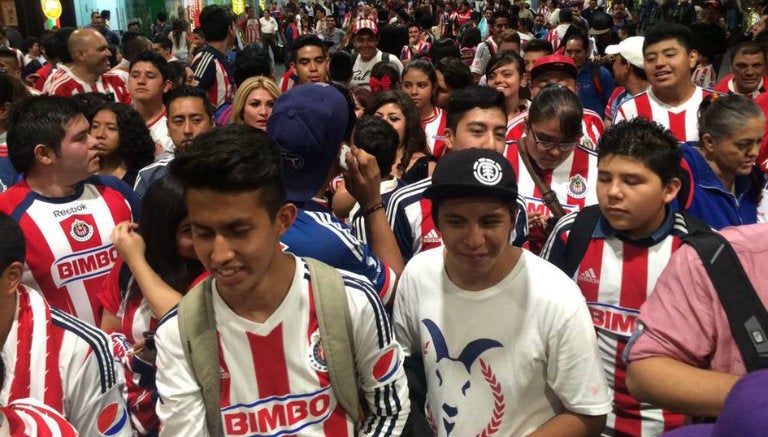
[343,146,405,276]
[111,221,183,319]
[528,412,606,437]
[626,357,739,418]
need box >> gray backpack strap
[304,257,363,422]
[178,278,224,437]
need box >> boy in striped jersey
[0,213,131,436]
[542,118,698,436]
[156,124,409,436]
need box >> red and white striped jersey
[613,87,711,143]
[504,109,604,151]
[154,256,409,436]
[146,110,174,159]
[503,140,598,219]
[541,211,690,436]
[1,285,131,436]
[43,65,130,103]
[713,74,767,99]
[691,64,716,89]
[190,46,235,110]
[0,176,139,326]
[546,23,570,51]
[246,18,261,44]
[399,41,431,61]
[0,398,80,437]
[422,107,447,158]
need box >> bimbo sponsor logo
[525,197,578,218]
[221,386,334,435]
[52,244,118,287]
[588,302,639,337]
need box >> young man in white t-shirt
[350,19,403,86]
[393,148,611,437]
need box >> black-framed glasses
[527,123,579,152]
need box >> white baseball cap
[605,36,644,69]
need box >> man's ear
[663,177,682,204]
[276,202,298,236]
[162,80,172,94]
[33,144,55,166]
[0,101,10,121]
[0,261,23,296]
[443,127,454,152]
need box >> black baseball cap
[424,149,518,202]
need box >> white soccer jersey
[1,285,131,436]
[146,110,174,160]
[155,256,409,436]
[0,177,139,326]
[43,65,130,103]
[422,107,447,158]
[613,87,710,142]
[393,248,612,437]
[0,398,80,437]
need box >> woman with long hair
[169,19,189,64]
[90,102,155,187]
[486,52,530,142]
[231,76,281,130]
[400,59,448,157]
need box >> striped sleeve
[0,398,80,437]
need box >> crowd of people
[0,0,767,435]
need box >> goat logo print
[422,319,505,436]
[473,158,503,186]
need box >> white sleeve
[154,313,210,437]
[392,266,420,358]
[344,277,410,436]
[470,43,489,75]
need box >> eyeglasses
[527,123,579,152]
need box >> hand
[341,145,383,209]
[528,212,549,231]
[111,221,146,265]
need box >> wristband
[362,202,384,216]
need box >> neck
[505,94,522,117]
[207,40,230,55]
[134,100,165,123]
[24,170,83,197]
[653,81,696,107]
[217,252,296,323]
[0,292,16,349]
[700,148,736,192]
[99,156,127,179]
[420,104,435,120]
[624,76,649,95]
[71,64,99,85]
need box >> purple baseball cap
[661,369,768,437]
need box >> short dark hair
[7,95,84,174]
[354,115,400,178]
[0,213,24,272]
[643,23,694,54]
[164,85,214,119]
[528,84,582,140]
[234,43,273,86]
[152,33,173,52]
[128,20,141,29]
[490,10,510,26]
[50,28,75,63]
[199,5,233,42]
[291,35,327,63]
[121,31,151,61]
[169,124,286,218]
[524,38,554,56]
[22,37,38,54]
[561,31,589,52]
[617,55,647,80]
[731,40,765,63]
[157,11,168,22]
[166,60,187,88]
[429,38,461,63]
[598,118,681,184]
[130,49,170,81]
[0,48,19,67]
[329,51,353,83]
[446,85,506,132]
[435,56,473,91]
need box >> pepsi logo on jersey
[97,402,129,436]
[52,244,118,287]
[222,387,334,435]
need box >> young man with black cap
[393,148,610,437]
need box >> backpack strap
[562,205,602,278]
[178,278,224,437]
[683,229,768,372]
[304,257,364,422]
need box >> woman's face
[91,109,120,160]
[176,216,197,260]
[401,69,434,113]
[488,62,521,101]
[242,87,276,131]
[353,95,366,119]
[374,102,407,145]
[706,116,764,178]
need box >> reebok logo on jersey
[52,203,87,218]
[52,244,118,287]
[221,386,333,435]
[422,229,441,244]
[577,267,599,285]
[588,302,639,337]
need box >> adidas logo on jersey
[577,267,599,285]
[422,229,441,244]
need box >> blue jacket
[681,142,763,230]
[576,61,615,119]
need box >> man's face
[128,23,141,32]
[564,38,588,70]
[498,41,520,54]
[435,70,452,109]
[485,9,493,19]
[534,15,544,27]
[191,32,205,47]
[81,31,111,75]
[524,49,546,75]
[326,16,336,30]
[129,61,170,103]
[353,31,377,62]
[186,189,295,297]
[732,52,766,94]
[167,97,214,149]
[52,115,101,183]
[152,43,172,60]
[612,3,625,19]
[0,57,19,77]
[444,107,507,153]
[612,56,630,86]
[408,26,421,44]
[596,154,679,239]
[530,70,578,97]
[643,38,697,94]
[292,45,328,84]
[438,197,516,289]
[492,17,510,38]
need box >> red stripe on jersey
[219,335,231,406]
[505,111,527,144]
[634,93,652,123]
[668,111,686,143]
[417,198,440,252]
[248,326,291,397]
[12,290,33,402]
[620,245,649,309]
